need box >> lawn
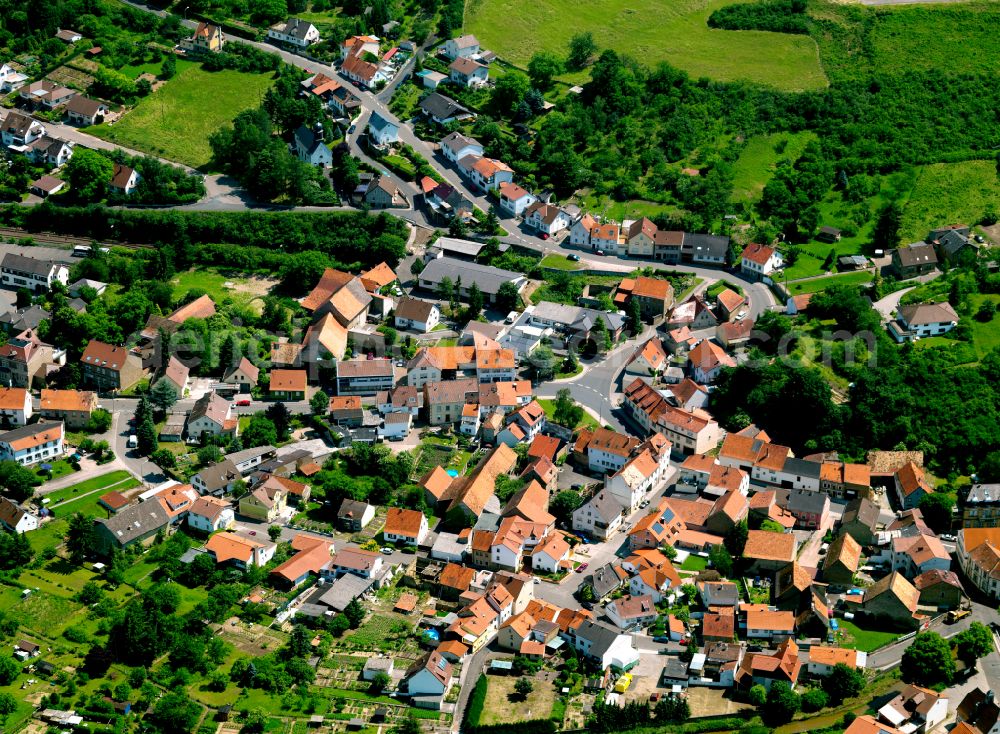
[899,161,1000,243]
[541,254,583,271]
[36,458,77,482]
[88,64,276,168]
[966,294,1000,360]
[572,192,682,223]
[679,554,707,572]
[537,398,599,431]
[45,470,133,504]
[730,131,817,204]
[836,619,901,653]
[786,270,873,295]
[704,281,742,300]
[119,58,197,80]
[170,268,273,311]
[476,674,556,726]
[464,0,827,91]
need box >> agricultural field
[88,65,275,168]
[464,0,827,90]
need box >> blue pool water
[446,469,459,477]
[423,628,441,641]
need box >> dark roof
[684,233,730,258]
[1,253,58,277]
[785,488,828,515]
[574,619,626,659]
[894,243,938,268]
[419,92,470,121]
[94,500,170,545]
[843,497,880,530]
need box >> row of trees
[64,148,205,205]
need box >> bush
[708,0,809,35]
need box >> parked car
[568,254,580,262]
[381,548,394,555]
[539,232,549,240]
[596,250,605,256]
[236,398,251,407]
[576,562,589,573]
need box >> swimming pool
[422,628,441,641]
[446,469,459,477]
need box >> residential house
[929,225,978,261]
[367,112,399,147]
[860,571,920,627]
[55,29,83,43]
[735,638,801,691]
[525,301,626,349]
[378,385,422,416]
[590,222,622,254]
[716,289,747,321]
[889,302,959,343]
[687,339,735,383]
[656,405,724,456]
[497,400,545,447]
[337,499,375,531]
[606,434,672,512]
[569,213,598,248]
[572,490,625,541]
[744,608,795,642]
[627,500,684,550]
[191,459,240,496]
[464,156,513,192]
[1,253,69,292]
[524,202,571,235]
[331,547,384,580]
[418,258,526,304]
[423,378,479,425]
[222,357,259,393]
[823,534,862,587]
[625,338,668,376]
[891,243,938,279]
[629,561,681,603]
[109,164,140,195]
[476,347,517,384]
[620,276,674,321]
[957,689,1000,734]
[440,131,483,164]
[958,528,1000,600]
[442,34,480,59]
[403,651,453,707]
[819,461,872,500]
[606,595,657,630]
[294,125,332,166]
[64,96,108,126]
[740,243,783,281]
[384,507,429,546]
[181,22,225,52]
[895,462,932,510]
[238,483,287,523]
[785,488,830,529]
[436,444,517,520]
[269,369,307,401]
[267,18,320,47]
[0,387,30,426]
[0,496,37,533]
[964,483,1000,529]
[878,685,948,734]
[29,175,64,197]
[38,389,96,430]
[204,532,275,568]
[93,499,170,554]
[807,646,867,676]
[892,533,950,577]
[420,93,473,126]
[703,612,735,643]
[158,355,189,397]
[0,64,27,93]
[336,359,394,396]
[408,346,476,387]
[563,619,640,671]
[187,392,236,440]
[187,497,235,533]
[840,497,881,547]
[498,182,536,217]
[80,341,143,392]
[1,110,44,146]
[530,532,571,574]
[380,411,412,440]
[913,569,965,610]
[365,175,405,208]
[270,535,335,588]
[340,34,380,61]
[743,529,796,576]
[449,56,488,87]
[394,298,440,332]
[626,218,657,258]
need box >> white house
[570,214,598,248]
[187,497,235,533]
[605,595,658,631]
[572,490,625,541]
[564,619,640,671]
[466,157,513,192]
[404,651,453,699]
[0,421,64,466]
[0,64,27,93]
[368,111,399,147]
[440,132,483,164]
[449,56,488,87]
[806,647,867,677]
[590,222,622,254]
[498,182,536,217]
[877,685,948,734]
[294,125,333,167]
[267,18,320,47]
[740,243,783,281]
[394,297,440,332]
[0,253,69,292]
[384,507,429,546]
[187,392,236,440]
[889,302,959,343]
[109,163,140,196]
[442,34,480,60]
[530,533,571,574]
[1,111,45,147]
[524,202,571,235]
[605,438,671,512]
[379,412,412,441]
[0,496,38,534]
[587,428,639,475]
[0,387,32,426]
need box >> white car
[735,310,748,321]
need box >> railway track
[0,227,150,250]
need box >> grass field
[464,0,826,91]
[786,270,873,294]
[120,58,197,80]
[679,554,708,571]
[540,254,583,271]
[837,619,901,652]
[477,674,556,725]
[170,268,273,312]
[899,161,1000,243]
[571,192,681,222]
[731,132,817,204]
[89,65,275,168]
[537,398,600,431]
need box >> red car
[576,562,589,573]
[236,399,251,407]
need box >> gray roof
[419,92,470,121]
[275,17,316,40]
[785,487,828,515]
[782,458,823,481]
[1,253,58,277]
[368,111,397,134]
[574,619,627,659]
[579,490,624,524]
[0,421,61,447]
[94,500,170,545]
[224,445,276,466]
[843,497,880,529]
[935,229,977,257]
[319,573,375,611]
[0,305,49,331]
[294,125,325,155]
[684,233,730,259]
[894,242,937,268]
[435,237,484,257]
[662,657,689,680]
[531,301,625,334]
[702,582,739,605]
[967,484,1000,505]
[588,563,625,598]
[440,132,481,155]
[193,459,240,492]
[338,499,372,518]
[420,257,523,296]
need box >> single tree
[513,677,533,699]
[310,390,330,416]
[150,379,179,413]
[527,51,563,90]
[708,543,733,577]
[150,448,177,470]
[66,512,98,564]
[955,622,993,667]
[748,684,767,707]
[265,402,292,441]
[467,282,484,320]
[567,32,597,70]
[344,598,366,628]
[822,662,865,704]
[762,680,800,725]
[901,632,954,687]
[268,525,282,542]
[370,671,392,693]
